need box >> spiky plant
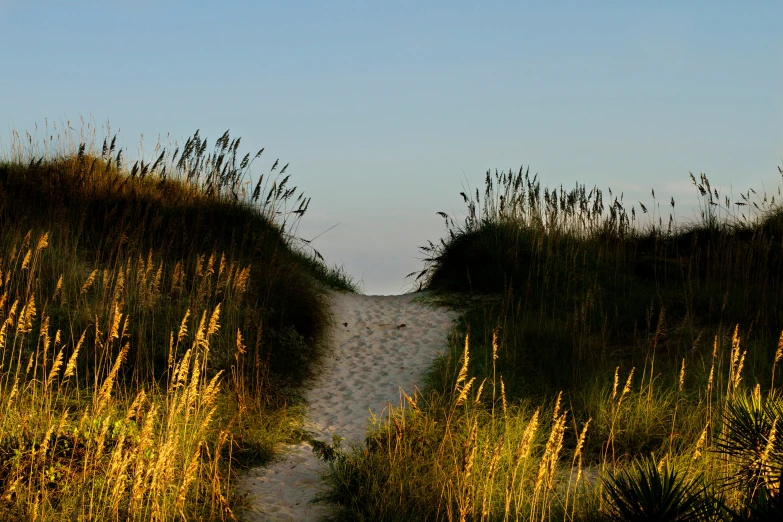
[602,457,711,522]
[715,391,783,515]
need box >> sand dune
[239,292,458,521]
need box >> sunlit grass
[0,119,355,520]
[323,165,783,520]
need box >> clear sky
[2,1,781,294]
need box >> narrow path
[239,292,458,521]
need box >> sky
[2,1,781,294]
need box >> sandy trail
[239,292,458,521]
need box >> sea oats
[619,367,634,405]
[207,303,221,337]
[81,269,98,294]
[46,347,64,386]
[62,330,84,382]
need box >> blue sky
[2,1,781,294]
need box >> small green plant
[310,433,346,463]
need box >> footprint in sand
[238,292,458,521]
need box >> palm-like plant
[715,392,783,518]
[743,486,783,521]
[602,457,711,522]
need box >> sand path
[239,292,458,521]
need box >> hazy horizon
[2,1,781,294]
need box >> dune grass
[321,167,783,520]
[0,120,356,520]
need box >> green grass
[0,121,357,520]
[321,166,783,520]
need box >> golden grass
[0,232,235,520]
[320,327,783,520]
[0,121,348,520]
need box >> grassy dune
[7,117,783,521]
[322,168,783,520]
[0,122,355,521]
